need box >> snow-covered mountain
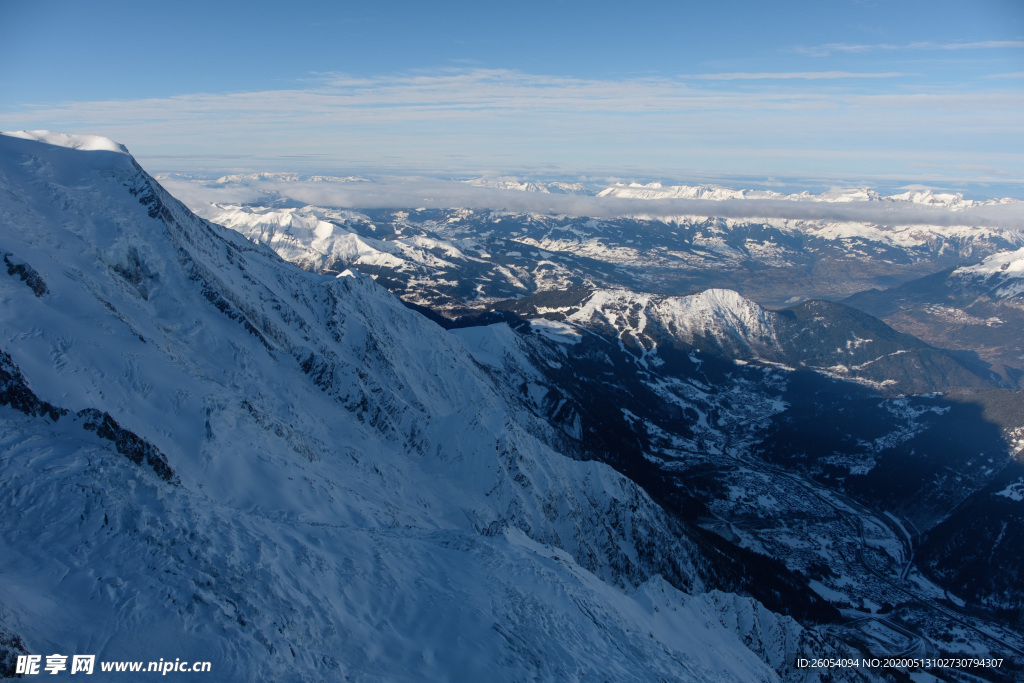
[0,132,864,680]
[189,182,1024,391]
[189,196,1023,316]
[438,283,996,395]
[953,247,1024,299]
[177,196,1001,391]
[209,205,396,274]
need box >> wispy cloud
[692,71,907,80]
[795,40,1024,57]
[3,68,1020,182]
[956,164,1013,177]
[7,68,994,132]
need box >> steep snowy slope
[0,132,844,680]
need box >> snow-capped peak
[597,183,763,201]
[567,287,780,360]
[463,177,590,194]
[2,129,130,155]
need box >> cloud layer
[4,68,1022,183]
[163,176,1024,230]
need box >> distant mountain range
[197,184,1024,389]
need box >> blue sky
[1,0,1022,191]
